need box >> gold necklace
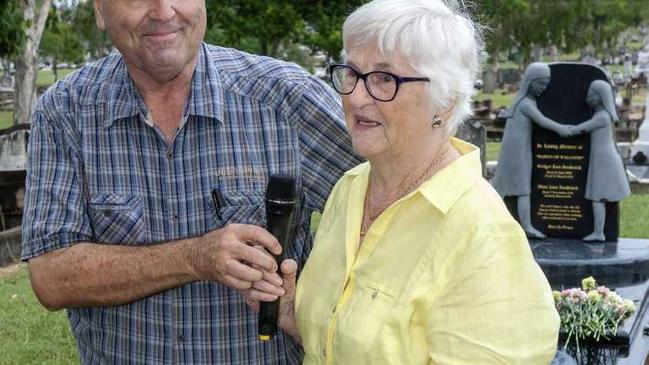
[359,142,450,238]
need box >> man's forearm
[28,238,199,310]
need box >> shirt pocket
[218,190,266,226]
[88,193,145,245]
[335,278,398,357]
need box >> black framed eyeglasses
[328,64,430,102]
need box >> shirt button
[166,151,173,160]
[103,209,113,217]
[177,334,185,343]
[173,214,179,220]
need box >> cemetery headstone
[495,63,627,242]
[629,44,649,171]
[534,63,621,241]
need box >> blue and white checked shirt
[22,43,361,364]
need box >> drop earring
[431,115,442,128]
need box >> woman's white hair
[342,0,484,135]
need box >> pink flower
[596,286,610,297]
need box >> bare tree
[14,0,52,125]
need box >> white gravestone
[630,45,649,167]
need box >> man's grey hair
[342,0,484,135]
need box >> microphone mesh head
[266,174,296,200]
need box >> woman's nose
[346,79,375,106]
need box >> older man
[22,1,359,363]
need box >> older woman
[571,80,631,241]
[247,0,559,363]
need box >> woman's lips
[355,115,381,128]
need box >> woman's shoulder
[322,161,370,207]
[446,178,523,236]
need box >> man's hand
[191,224,284,297]
[242,259,301,343]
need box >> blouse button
[371,291,378,300]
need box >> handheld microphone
[258,174,296,341]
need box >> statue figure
[570,80,631,241]
[494,62,572,239]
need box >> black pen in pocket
[211,188,225,220]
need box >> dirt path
[0,262,24,279]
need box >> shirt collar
[418,137,483,214]
[101,56,142,127]
[346,137,483,214]
[104,43,225,128]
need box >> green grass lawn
[0,110,13,129]
[486,141,501,162]
[0,265,79,364]
[36,68,77,88]
[477,88,514,108]
[622,184,649,239]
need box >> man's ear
[94,0,106,31]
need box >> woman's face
[529,77,550,97]
[585,87,601,108]
[341,46,436,159]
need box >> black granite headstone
[525,63,618,241]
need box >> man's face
[94,0,206,81]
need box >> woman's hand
[242,259,302,344]
[557,124,573,138]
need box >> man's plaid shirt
[22,43,360,364]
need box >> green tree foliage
[41,5,84,81]
[477,0,649,65]
[297,1,364,63]
[70,0,111,59]
[0,0,25,61]
[204,0,364,65]
[205,1,306,58]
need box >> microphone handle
[258,213,292,341]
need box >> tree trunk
[270,39,281,58]
[483,49,500,94]
[53,58,58,82]
[14,0,51,126]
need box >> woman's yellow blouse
[295,138,559,365]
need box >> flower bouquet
[553,276,636,364]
